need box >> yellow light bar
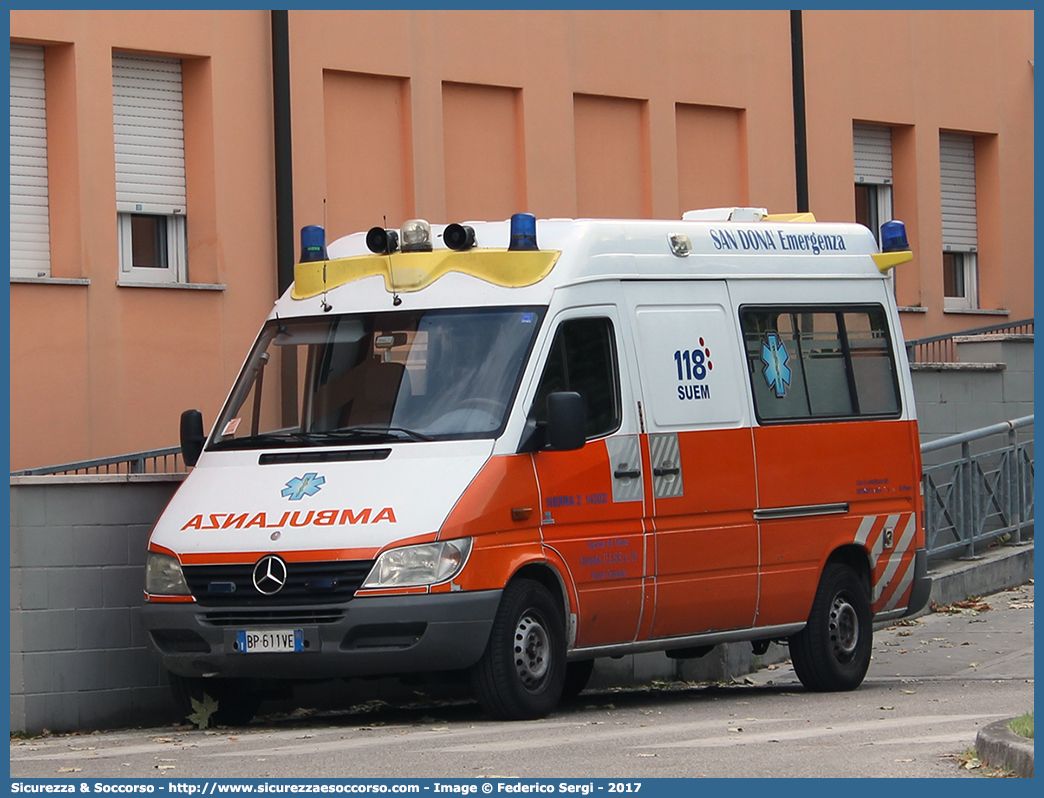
[292,248,560,300]
[762,212,818,223]
[871,251,914,273]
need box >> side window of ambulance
[532,317,621,439]
[741,306,900,422]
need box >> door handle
[653,466,680,477]
[614,468,641,480]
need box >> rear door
[625,281,760,638]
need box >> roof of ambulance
[274,216,886,318]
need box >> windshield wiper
[299,427,434,443]
[209,431,302,450]
[209,427,434,451]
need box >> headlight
[145,551,191,596]
[362,538,472,589]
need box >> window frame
[528,315,622,443]
[117,211,187,284]
[740,303,903,426]
[943,250,978,310]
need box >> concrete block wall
[10,475,184,734]
[911,336,1033,451]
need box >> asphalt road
[10,581,1033,779]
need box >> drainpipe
[271,10,298,424]
[790,10,809,213]
[271,10,294,294]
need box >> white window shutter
[10,43,51,278]
[113,53,186,215]
[853,123,892,185]
[940,132,977,252]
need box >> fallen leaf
[188,693,219,730]
[901,689,916,694]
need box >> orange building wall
[9,9,1034,470]
[10,10,278,469]
[801,9,1034,339]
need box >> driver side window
[532,317,620,439]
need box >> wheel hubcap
[513,613,550,690]
[829,595,859,660]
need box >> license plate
[235,629,304,653]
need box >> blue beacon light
[508,213,538,251]
[300,225,327,262]
[879,220,909,253]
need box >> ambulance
[142,208,930,722]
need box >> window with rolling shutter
[939,133,977,252]
[10,43,51,279]
[852,123,893,249]
[939,132,978,308]
[113,52,187,283]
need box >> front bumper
[141,589,502,680]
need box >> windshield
[209,307,545,450]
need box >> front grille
[202,608,346,627]
[183,560,375,606]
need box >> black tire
[561,659,595,702]
[470,579,566,720]
[168,673,263,727]
[789,562,872,692]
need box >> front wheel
[470,579,566,720]
[789,562,872,692]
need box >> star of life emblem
[281,472,326,501]
[761,333,792,398]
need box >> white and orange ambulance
[142,208,930,722]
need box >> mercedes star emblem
[252,554,288,595]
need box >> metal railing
[905,318,1033,364]
[921,416,1034,558]
[11,446,186,477]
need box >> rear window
[740,305,901,423]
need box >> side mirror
[180,409,205,467]
[546,392,586,451]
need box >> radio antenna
[320,199,332,312]
[385,215,402,306]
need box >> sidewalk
[920,540,1035,614]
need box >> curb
[911,542,1035,619]
[976,718,1035,777]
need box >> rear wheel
[471,579,566,719]
[789,562,872,692]
[168,673,263,727]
